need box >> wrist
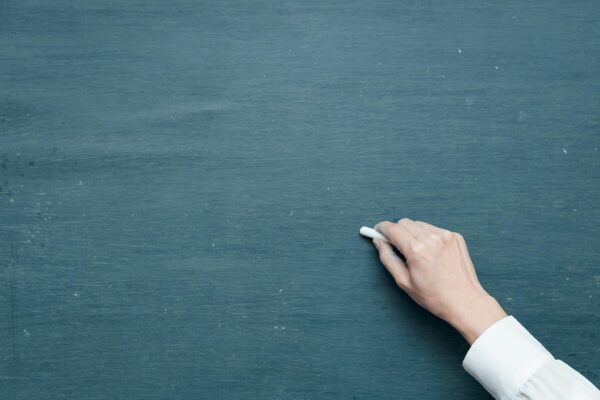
[447,293,507,345]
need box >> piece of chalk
[359,226,391,244]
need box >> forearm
[367,218,600,399]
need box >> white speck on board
[494,65,499,70]
[279,289,283,293]
[211,243,216,248]
[458,48,462,54]
[73,293,80,297]
[562,148,568,154]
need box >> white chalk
[359,226,391,244]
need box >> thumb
[373,239,411,290]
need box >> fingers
[372,238,411,290]
[377,218,463,261]
[399,218,430,239]
[415,220,451,238]
[374,221,414,256]
[414,220,481,285]
[414,220,442,233]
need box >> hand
[372,218,507,344]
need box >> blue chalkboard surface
[1,1,599,399]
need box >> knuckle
[429,234,442,244]
[409,241,426,255]
[440,230,454,241]
[453,232,465,242]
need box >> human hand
[372,218,507,344]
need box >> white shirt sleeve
[462,316,600,400]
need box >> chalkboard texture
[1,1,599,399]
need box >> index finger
[374,221,414,257]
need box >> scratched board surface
[1,1,599,399]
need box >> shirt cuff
[462,316,554,400]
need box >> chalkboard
[1,1,599,399]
